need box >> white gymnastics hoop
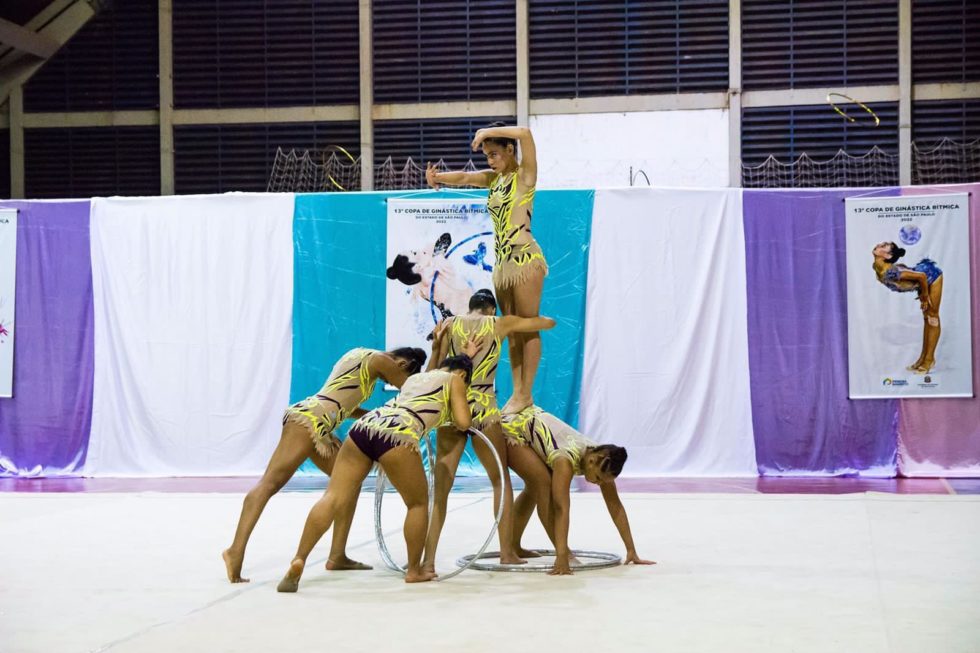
[373,427,504,581]
[455,549,622,572]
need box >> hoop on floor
[455,549,622,572]
[373,427,504,581]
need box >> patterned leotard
[353,370,455,449]
[446,315,501,429]
[487,172,548,289]
[879,259,943,293]
[283,348,379,457]
[501,406,596,474]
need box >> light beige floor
[1,491,978,653]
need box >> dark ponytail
[390,347,427,375]
[885,242,906,264]
[483,121,518,153]
[468,288,497,312]
[593,444,628,478]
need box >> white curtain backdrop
[86,194,294,476]
[580,188,757,476]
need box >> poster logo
[899,224,921,245]
[882,377,909,387]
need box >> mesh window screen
[24,0,159,112]
[174,121,360,194]
[742,0,898,90]
[24,126,161,198]
[742,103,900,187]
[173,0,360,109]
[372,0,516,103]
[529,0,729,98]
[912,0,980,84]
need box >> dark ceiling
[0,0,58,26]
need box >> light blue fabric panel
[291,190,593,474]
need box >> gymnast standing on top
[427,123,548,414]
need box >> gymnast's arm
[426,163,494,189]
[496,315,556,339]
[599,481,655,566]
[448,374,472,432]
[548,458,575,576]
[426,319,452,372]
[897,270,930,304]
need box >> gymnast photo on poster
[872,241,944,375]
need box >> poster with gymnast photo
[845,193,973,398]
[385,198,495,358]
[0,208,16,398]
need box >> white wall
[529,109,730,189]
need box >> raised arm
[471,125,536,187]
[497,315,556,339]
[426,162,494,189]
[426,319,452,372]
[449,374,472,432]
[548,457,575,576]
[599,481,655,566]
[897,270,931,309]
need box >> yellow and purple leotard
[283,347,379,457]
[487,172,548,289]
[351,370,455,452]
[446,315,501,430]
[501,406,595,475]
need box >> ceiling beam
[0,0,98,105]
[0,17,60,59]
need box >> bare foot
[222,548,249,583]
[404,568,436,583]
[516,547,542,558]
[498,552,528,565]
[421,562,438,577]
[276,558,305,593]
[502,395,532,414]
[325,555,373,571]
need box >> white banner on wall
[385,198,494,358]
[846,193,973,398]
[0,209,16,398]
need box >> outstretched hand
[462,336,480,360]
[624,551,656,566]
[431,319,449,343]
[426,162,441,189]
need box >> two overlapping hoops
[373,427,620,579]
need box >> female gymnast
[422,289,557,571]
[223,346,426,583]
[501,406,655,575]
[277,351,476,591]
[873,241,944,374]
[426,123,547,414]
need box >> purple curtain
[0,200,94,476]
[898,183,980,476]
[743,189,900,475]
